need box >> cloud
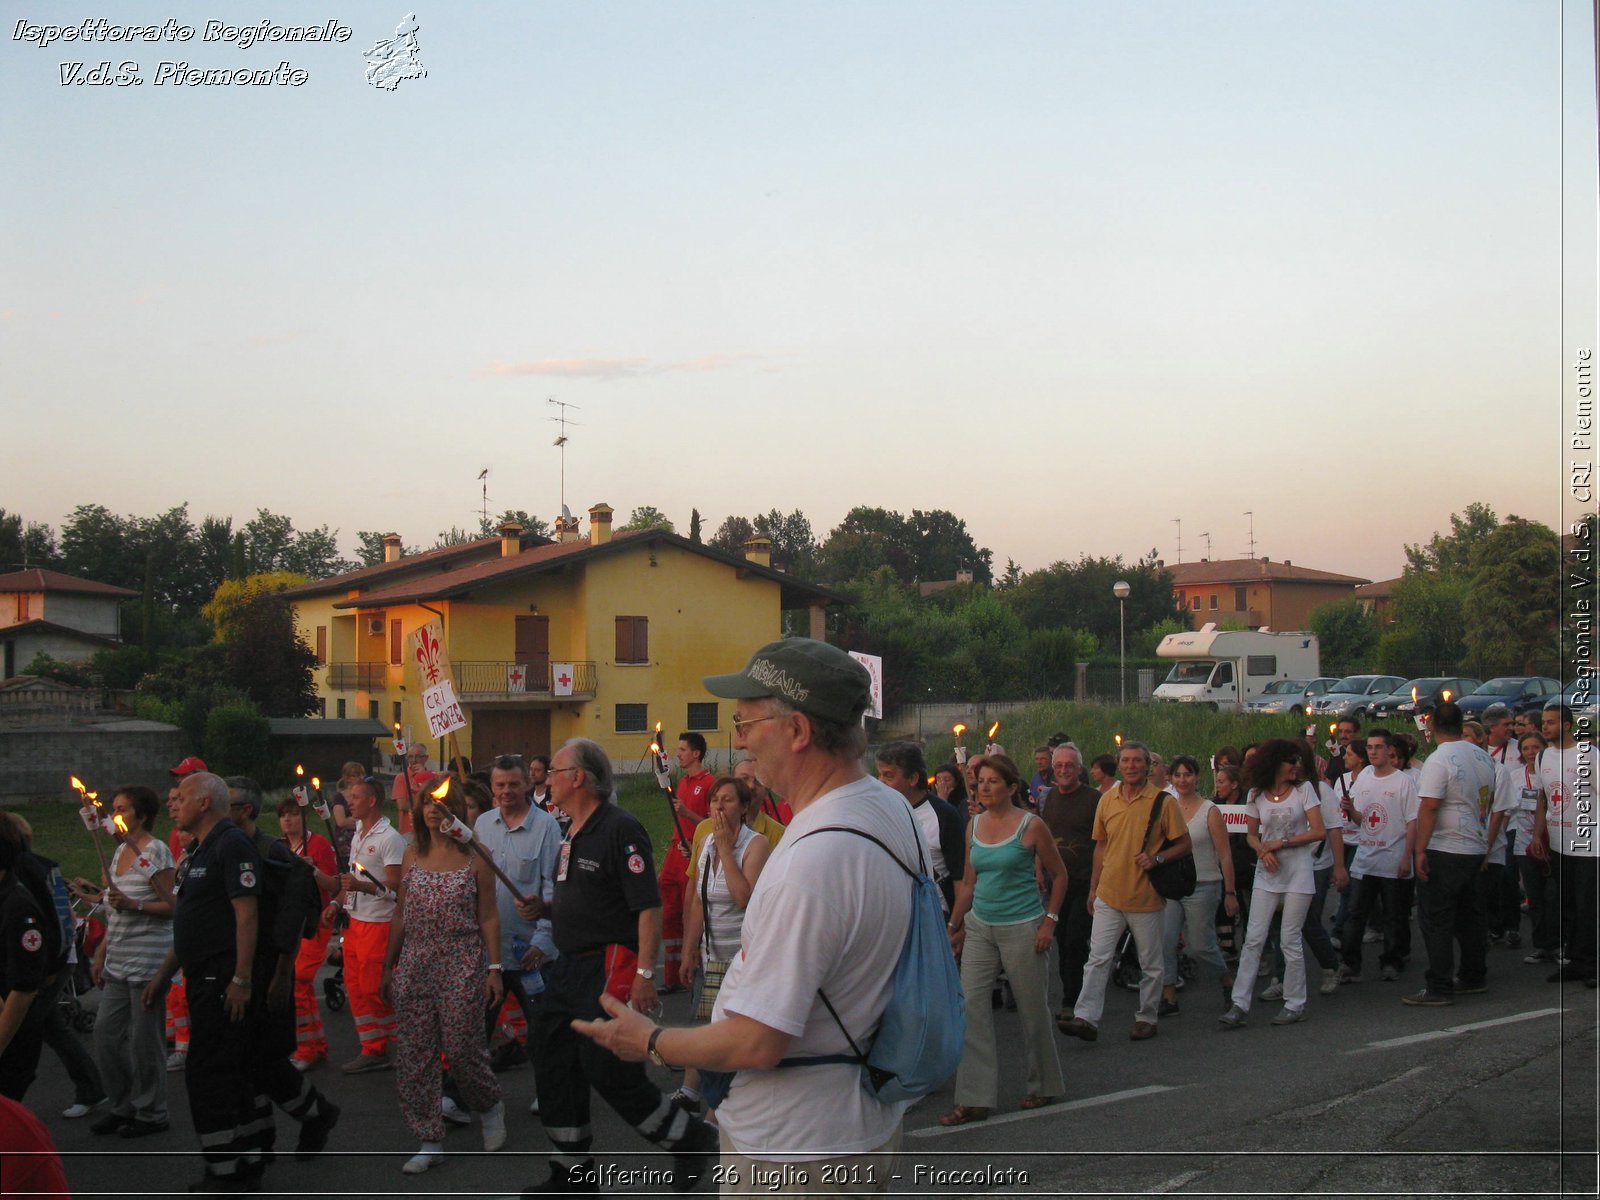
[477,352,762,381]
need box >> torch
[427,778,530,903]
[350,860,394,900]
[113,813,176,907]
[952,723,969,765]
[70,776,113,880]
[1326,721,1339,755]
[985,721,1002,756]
[649,723,693,853]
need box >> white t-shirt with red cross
[1348,769,1418,880]
[1540,742,1598,858]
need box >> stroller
[57,898,107,1032]
[322,908,348,1013]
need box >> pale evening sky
[3,1,1595,584]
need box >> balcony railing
[326,662,388,691]
[452,661,598,700]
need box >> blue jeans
[1162,881,1230,986]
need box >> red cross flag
[552,662,575,697]
[507,663,527,693]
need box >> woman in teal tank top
[941,753,1070,1125]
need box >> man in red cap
[163,757,207,1072]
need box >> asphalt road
[30,941,1598,1199]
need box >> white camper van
[1152,625,1321,712]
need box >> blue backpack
[795,819,966,1104]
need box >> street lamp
[1113,581,1131,706]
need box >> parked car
[1244,677,1341,716]
[1558,673,1597,729]
[1311,675,1409,719]
[1455,676,1563,718]
[1369,677,1482,721]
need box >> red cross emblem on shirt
[1366,807,1383,830]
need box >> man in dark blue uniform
[525,738,716,1194]
[0,811,55,1101]
[140,772,271,1193]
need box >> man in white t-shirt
[875,742,964,914]
[332,778,405,1070]
[1405,703,1502,1006]
[1529,703,1597,987]
[574,638,920,1186]
[1338,732,1419,984]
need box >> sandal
[938,1105,990,1126]
[1019,1094,1056,1110]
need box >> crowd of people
[0,639,1593,1196]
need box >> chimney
[382,533,403,564]
[1284,559,1292,567]
[589,503,614,546]
[1156,559,1165,569]
[743,534,773,568]
[956,568,973,584]
[498,521,523,558]
[554,515,580,544]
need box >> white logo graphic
[21,929,42,952]
[626,853,645,876]
[240,870,257,888]
[364,12,427,91]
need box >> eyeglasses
[548,765,583,777]
[732,714,783,737]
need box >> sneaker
[1329,934,1343,950]
[1271,1006,1307,1026]
[481,1101,507,1152]
[1402,990,1454,1007]
[401,1149,444,1175]
[167,1050,188,1072]
[1381,965,1401,982]
[290,1054,324,1073]
[1338,965,1363,984]
[1524,949,1553,964]
[670,1119,719,1193]
[1158,997,1180,1017]
[62,1098,105,1119]
[670,1088,703,1115]
[340,1051,391,1074]
[527,1096,542,1120]
[1259,978,1284,1001]
[1363,928,1381,944]
[1320,968,1341,996]
[1057,1016,1098,1042]
[294,1099,341,1160]
[118,1117,171,1138]
[441,1096,472,1126]
[1217,1005,1248,1029]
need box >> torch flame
[113,814,129,835]
[295,764,305,779]
[311,777,321,790]
[1441,689,1452,702]
[430,778,451,800]
[987,721,1000,739]
[952,723,968,738]
[649,742,661,755]
[1114,733,1123,747]
[1329,722,1338,734]
[70,775,86,795]
[87,791,100,807]
[655,721,663,735]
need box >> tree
[432,526,479,548]
[708,515,755,556]
[222,589,319,717]
[1387,571,1470,674]
[242,509,297,573]
[477,510,552,541]
[818,507,917,584]
[1405,503,1498,574]
[752,509,818,577]
[1463,516,1561,675]
[201,572,310,642]
[689,509,703,544]
[910,509,993,584]
[1310,599,1381,676]
[283,525,355,578]
[1000,554,1179,643]
[0,509,58,569]
[356,531,418,566]
[616,506,675,534]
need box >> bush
[22,653,92,688]
[131,694,184,726]
[88,645,154,690]
[202,701,272,778]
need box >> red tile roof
[280,536,521,600]
[1166,558,1369,587]
[1355,576,1404,598]
[0,568,138,598]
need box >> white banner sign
[849,651,884,720]
[506,663,528,693]
[422,679,468,737]
[552,662,576,697]
[1216,804,1251,831]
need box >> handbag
[1142,791,1196,900]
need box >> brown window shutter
[390,619,403,665]
[316,626,327,665]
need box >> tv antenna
[1243,510,1257,560]
[478,467,490,530]
[547,399,581,517]
[1171,518,1182,564]
[1199,530,1212,560]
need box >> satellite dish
[561,504,574,523]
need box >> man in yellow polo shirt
[1059,742,1190,1042]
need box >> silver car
[1245,677,1340,716]
[1312,674,1409,719]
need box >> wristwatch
[229,976,252,990]
[636,967,656,981]
[1154,853,1165,865]
[647,1026,668,1068]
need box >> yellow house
[282,505,848,770]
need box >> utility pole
[1172,518,1183,564]
[547,399,581,518]
[1244,511,1256,560]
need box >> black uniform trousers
[184,959,256,1179]
[0,980,50,1100]
[239,953,326,1155]
[531,951,701,1165]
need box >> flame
[1412,686,1419,703]
[1441,689,1452,702]
[654,721,663,735]
[952,723,968,738]
[394,722,401,733]
[70,775,86,795]
[649,742,661,755]
[430,778,451,800]
[1114,733,1123,747]
[87,791,101,808]
[113,814,129,836]
[311,777,321,790]
[1329,722,1338,734]
[987,721,1000,739]
[295,764,305,779]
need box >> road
[32,943,1598,1198]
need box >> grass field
[15,701,1311,885]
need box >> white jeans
[1073,899,1165,1027]
[1232,888,1313,1012]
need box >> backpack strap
[1141,790,1166,856]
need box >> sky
[3,0,1596,584]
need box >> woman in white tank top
[1160,757,1238,1014]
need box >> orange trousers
[165,970,189,1051]
[345,917,396,1057]
[292,925,332,1062]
